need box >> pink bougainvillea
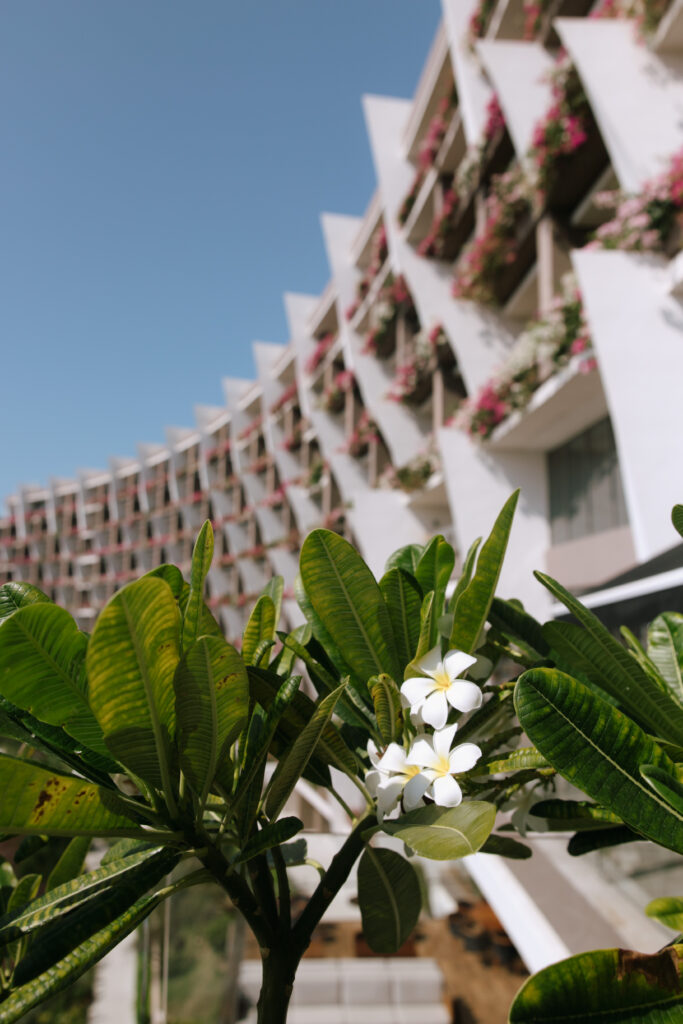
[589,147,683,252]
[590,0,671,35]
[321,369,355,413]
[529,57,590,192]
[269,382,298,415]
[363,275,418,357]
[305,333,336,374]
[418,188,460,259]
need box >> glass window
[548,418,628,544]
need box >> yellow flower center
[431,668,451,691]
[404,764,422,780]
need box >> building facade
[3,0,683,972]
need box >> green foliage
[509,945,683,1022]
[380,802,496,860]
[357,848,421,953]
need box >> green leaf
[8,874,41,914]
[0,846,177,949]
[357,848,421,953]
[379,569,422,675]
[406,591,435,677]
[182,521,214,648]
[381,802,496,860]
[648,613,683,704]
[415,536,454,623]
[279,633,373,732]
[0,755,146,839]
[142,564,184,600]
[569,827,640,856]
[672,505,683,539]
[488,597,548,659]
[267,838,307,868]
[641,763,683,816]
[476,748,550,775]
[87,577,181,793]
[384,544,423,576]
[0,883,177,1023]
[0,605,107,756]
[646,897,683,931]
[242,596,276,667]
[261,576,284,631]
[248,667,356,780]
[173,636,248,806]
[46,836,91,892]
[480,834,531,859]
[544,621,620,706]
[265,684,347,820]
[509,944,683,1023]
[299,529,401,685]
[450,491,519,654]
[449,537,481,612]
[369,675,401,746]
[0,583,51,623]
[536,572,683,746]
[529,799,623,831]
[294,573,356,685]
[515,668,683,855]
[235,817,303,864]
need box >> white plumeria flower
[365,740,431,817]
[400,646,483,730]
[407,724,482,808]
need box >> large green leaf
[173,636,249,806]
[242,596,276,667]
[646,897,683,931]
[384,544,423,576]
[182,520,214,648]
[87,577,181,793]
[544,621,620,706]
[480,834,531,859]
[0,605,106,756]
[536,572,683,746]
[509,944,683,1023]
[248,667,356,780]
[641,763,683,816]
[0,755,145,839]
[406,591,435,677]
[567,826,639,856]
[672,504,683,539]
[415,536,454,623]
[279,633,373,732]
[0,883,177,1023]
[379,569,422,675]
[0,583,51,623]
[369,675,401,746]
[381,802,496,860]
[450,491,519,654]
[357,848,421,953]
[449,537,481,613]
[45,836,91,892]
[265,684,346,820]
[261,576,284,630]
[515,668,683,854]
[235,817,303,865]
[529,799,623,831]
[142,564,184,600]
[488,597,548,659]
[300,529,401,685]
[648,613,683,704]
[476,748,550,775]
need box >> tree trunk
[255,949,297,1024]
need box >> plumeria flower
[365,740,431,818]
[407,724,481,807]
[401,646,483,729]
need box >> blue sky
[0,1,440,499]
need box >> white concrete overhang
[488,359,608,452]
[442,0,495,143]
[476,40,554,156]
[306,280,338,339]
[402,20,452,161]
[552,564,683,615]
[556,17,683,192]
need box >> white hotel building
[2,0,683,976]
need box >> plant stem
[256,947,296,1024]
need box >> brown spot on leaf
[35,789,51,810]
[617,947,682,991]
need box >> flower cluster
[281,421,305,452]
[589,147,683,252]
[386,324,452,405]
[590,0,671,35]
[453,275,595,439]
[467,0,497,45]
[345,410,378,458]
[397,89,457,226]
[363,276,418,358]
[269,382,298,415]
[366,647,483,817]
[529,57,589,193]
[260,484,287,509]
[417,187,460,259]
[452,164,534,304]
[321,369,355,413]
[522,0,552,39]
[378,452,438,492]
[351,225,389,311]
[305,333,336,375]
[237,415,262,442]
